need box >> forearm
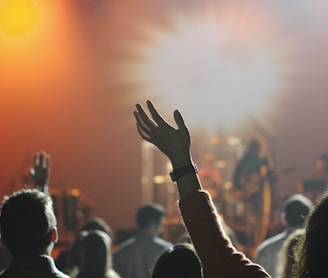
[179,191,270,278]
[172,155,268,277]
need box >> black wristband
[170,164,198,182]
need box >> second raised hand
[30,151,50,193]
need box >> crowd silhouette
[0,101,328,277]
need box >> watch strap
[170,164,198,182]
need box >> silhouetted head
[136,203,165,236]
[151,243,202,278]
[77,230,112,278]
[283,194,312,228]
[0,189,57,256]
[247,138,261,154]
[245,136,268,158]
[68,218,112,271]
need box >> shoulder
[116,237,136,249]
[153,237,173,248]
[256,231,288,253]
[114,237,137,256]
[56,272,70,278]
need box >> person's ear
[51,227,58,243]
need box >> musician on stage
[232,136,275,257]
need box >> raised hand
[134,100,192,169]
[30,151,50,193]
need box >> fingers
[39,152,46,168]
[34,153,39,167]
[136,103,157,129]
[134,100,186,140]
[43,152,50,168]
[136,123,153,143]
[35,151,50,168]
[147,100,169,127]
[30,168,35,177]
[134,111,151,136]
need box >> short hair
[0,189,57,256]
[151,243,202,278]
[136,204,165,229]
[283,194,312,227]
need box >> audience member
[70,230,121,278]
[0,189,68,277]
[276,229,304,278]
[292,191,328,277]
[0,151,68,277]
[113,203,173,278]
[232,136,276,255]
[56,217,112,273]
[0,151,67,277]
[133,100,269,277]
[151,242,202,278]
[254,194,312,277]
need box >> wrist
[170,154,193,169]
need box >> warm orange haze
[1,0,328,241]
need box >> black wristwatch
[170,164,198,182]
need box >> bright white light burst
[124,5,293,131]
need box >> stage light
[120,4,294,132]
[0,0,39,36]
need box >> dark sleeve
[179,190,270,278]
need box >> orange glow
[0,2,88,97]
[0,0,39,36]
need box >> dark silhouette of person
[151,243,202,278]
[0,151,68,277]
[55,217,112,273]
[254,194,312,277]
[113,203,173,278]
[0,188,68,277]
[70,230,121,278]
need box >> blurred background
[1,0,328,246]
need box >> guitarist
[232,137,275,257]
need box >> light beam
[119,3,296,133]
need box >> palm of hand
[134,101,190,163]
